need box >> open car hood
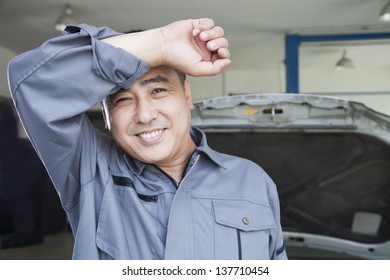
[191,93,390,259]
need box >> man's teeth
[139,129,163,140]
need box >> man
[8,18,287,259]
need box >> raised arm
[7,19,230,205]
[8,25,139,193]
[102,18,231,76]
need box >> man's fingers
[218,48,230,59]
[199,26,225,41]
[212,47,230,61]
[190,18,231,76]
[207,38,229,53]
[192,18,215,36]
[163,18,231,76]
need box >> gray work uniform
[8,24,287,260]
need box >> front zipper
[152,165,180,188]
[153,150,198,189]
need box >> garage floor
[0,228,74,260]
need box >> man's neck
[158,140,197,184]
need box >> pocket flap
[212,199,276,231]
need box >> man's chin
[133,149,171,165]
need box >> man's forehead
[108,66,182,98]
[136,66,178,86]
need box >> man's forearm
[101,28,164,68]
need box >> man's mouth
[137,129,165,142]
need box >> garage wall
[1,34,390,116]
[0,45,16,98]
[300,66,390,116]
[189,34,390,116]
[190,35,286,100]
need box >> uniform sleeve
[7,24,150,205]
[266,175,288,260]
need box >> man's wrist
[101,28,165,68]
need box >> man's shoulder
[213,149,274,183]
[214,149,262,170]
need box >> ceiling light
[335,51,354,70]
[379,1,390,22]
[54,4,80,32]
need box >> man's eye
[152,88,166,95]
[113,97,133,106]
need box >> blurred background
[1,0,390,259]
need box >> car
[191,93,390,260]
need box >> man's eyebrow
[139,75,170,87]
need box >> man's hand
[160,18,231,76]
[102,18,231,77]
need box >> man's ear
[184,78,193,109]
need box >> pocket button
[242,217,250,225]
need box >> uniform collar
[124,126,226,176]
[190,127,226,170]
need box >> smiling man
[105,66,195,184]
[8,18,287,260]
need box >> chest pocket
[212,199,276,260]
[112,175,158,202]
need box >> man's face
[108,66,194,166]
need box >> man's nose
[134,98,158,124]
